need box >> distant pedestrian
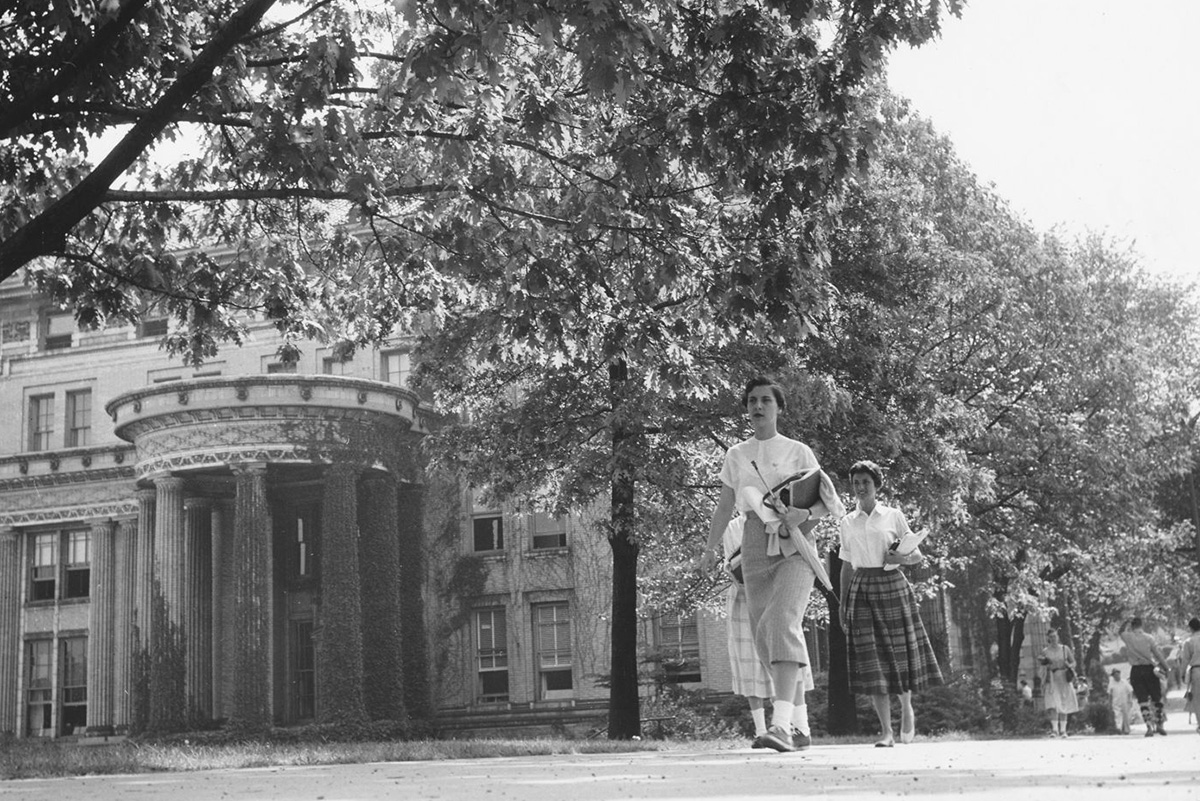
[1109,668,1135,734]
[1038,628,1079,737]
[1119,616,1171,736]
[1179,617,1200,734]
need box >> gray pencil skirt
[741,512,814,667]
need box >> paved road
[3,718,1198,800]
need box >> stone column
[0,527,19,736]
[150,476,187,731]
[86,519,117,734]
[396,484,430,718]
[229,463,273,730]
[184,499,213,722]
[316,462,366,724]
[132,488,156,731]
[358,476,404,721]
[211,501,231,721]
[112,517,137,731]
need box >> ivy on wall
[359,476,405,721]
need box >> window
[28,394,54,451]
[534,602,573,699]
[64,531,90,599]
[290,620,315,721]
[322,356,348,375]
[656,613,701,684]
[26,640,53,737]
[266,361,297,374]
[29,530,90,602]
[530,512,567,550]
[65,390,91,447]
[31,533,57,601]
[43,314,74,350]
[476,609,509,703]
[60,638,88,735]
[473,514,503,553]
[382,351,411,386]
[139,318,169,338]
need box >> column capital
[135,487,157,503]
[88,518,117,534]
[0,526,15,542]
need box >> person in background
[838,460,942,747]
[721,515,816,749]
[1108,668,1135,735]
[1018,675,1034,706]
[1038,628,1079,738]
[1119,616,1171,736]
[704,376,844,752]
[1179,616,1200,734]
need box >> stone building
[0,280,737,739]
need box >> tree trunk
[994,613,1025,682]
[825,547,858,734]
[607,358,641,739]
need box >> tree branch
[0,0,283,279]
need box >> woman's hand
[699,546,721,571]
[883,548,905,566]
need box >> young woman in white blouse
[838,460,942,747]
[704,376,843,752]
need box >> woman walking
[838,460,942,747]
[704,376,843,752]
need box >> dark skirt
[846,567,943,696]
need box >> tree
[804,92,1200,688]
[4,0,958,737]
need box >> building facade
[0,281,743,739]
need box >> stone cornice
[106,375,430,439]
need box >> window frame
[25,638,53,737]
[59,637,88,735]
[472,513,504,553]
[529,512,568,551]
[28,393,55,452]
[655,612,702,684]
[533,601,573,700]
[64,530,91,600]
[64,389,92,448]
[475,608,509,704]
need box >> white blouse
[838,503,912,570]
[719,434,818,513]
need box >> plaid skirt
[846,568,943,696]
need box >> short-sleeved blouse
[838,504,912,570]
[719,434,818,513]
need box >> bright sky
[885,0,1200,283]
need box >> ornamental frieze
[0,499,139,527]
[0,473,135,514]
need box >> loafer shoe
[758,725,795,752]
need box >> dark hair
[741,376,786,413]
[1189,617,1200,632]
[1130,616,1143,628]
[848,460,884,489]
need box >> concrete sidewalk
[2,714,1197,800]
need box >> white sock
[791,701,810,736]
[751,707,767,736]
[771,700,795,730]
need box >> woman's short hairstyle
[1189,617,1200,632]
[741,376,786,413]
[848,460,884,489]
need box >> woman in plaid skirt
[837,460,942,747]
